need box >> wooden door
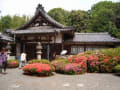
[25,43,37,60]
[41,44,48,59]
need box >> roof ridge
[16,4,68,30]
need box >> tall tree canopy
[48,8,89,32]
[0,15,12,32]
[88,1,120,37]
[68,10,89,32]
[48,8,69,25]
[0,15,30,32]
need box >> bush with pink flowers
[99,54,120,72]
[23,63,54,76]
[51,59,69,73]
[60,47,120,74]
[7,60,19,68]
[87,55,100,72]
[64,63,86,74]
[22,47,120,76]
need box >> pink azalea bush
[68,55,87,74]
[55,47,120,74]
[51,59,86,74]
[7,60,19,68]
[87,55,99,72]
[51,59,69,73]
[64,63,86,74]
[23,63,55,76]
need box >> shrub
[55,59,69,63]
[28,59,50,64]
[68,55,87,73]
[114,65,120,73]
[64,63,86,75]
[68,55,87,64]
[7,60,19,68]
[51,59,68,73]
[23,63,54,76]
[87,55,100,72]
[98,54,120,72]
[51,57,87,74]
[68,47,120,73]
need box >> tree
[0,15,30,32]
[11,15,24,29]
[88,1,120,37]
[68,10,89,32]
[0,15,12,32]
[48,8,69,25]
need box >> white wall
[51,33,62,43]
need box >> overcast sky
[0,0,119,16]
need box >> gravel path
[0,69,120,90]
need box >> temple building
[5,4,120,60]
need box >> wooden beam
[22,39,52,42]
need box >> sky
[0,0,119,16]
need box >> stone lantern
[6,42,11,60]
[36,42,42,60]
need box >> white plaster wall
[51,33,62,43]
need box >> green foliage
[28,59,50,64]
[68,10,89,32]
[99,47,120,57]
[55,59,69,64]
[88,1,120,38]
[48,8,69,25]
[48,8,89,32]
[7,60,19,68]
[114,64,120,72]
[0,15,30,32]
[0,15,12,32]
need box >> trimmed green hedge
[114,65,120,73]
[28,59,50,64]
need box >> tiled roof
[16,4,74,31]
[66,32,120,43]
[10,28,74,34]
[0,33,14,42]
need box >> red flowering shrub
[99,55,120,72]
[68,55,87,73]
[87,55,99,72]
[68,49,120,73]
[49,47,120,74]
[23,63,54,76]
[7,60,19,68]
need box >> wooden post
[84,42,86,52]
[62,34,64,50]
[47,35,50,60]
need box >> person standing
[17,54,22,69]
[21,52,27,67]
[0,47,8,74]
